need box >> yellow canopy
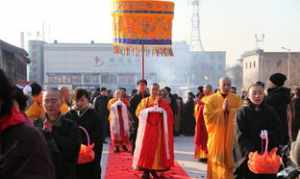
[112,0,174,56]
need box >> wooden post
[141,44,145,80]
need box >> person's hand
[223,98,229,112]
[154,97,159,105]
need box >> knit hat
[269,73,287,87]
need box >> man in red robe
[194,84,213,162]
[107,89,130,152]
[133,83,174,179]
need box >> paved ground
[174,136,207,179]
[101,136,207,179]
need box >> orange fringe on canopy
[113,45,173,56]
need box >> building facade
[43,42,158,91]
[226,61,243,91]
[190,51,226,88]
[28,40,46,85]
[242,49,300,90]
[28,40,226,93]
[0,40,29,82]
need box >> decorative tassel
[113,44,173,57]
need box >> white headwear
[23,84,32,96]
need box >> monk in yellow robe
[204,77,241,179]
[107,89,130,153]
[26,83,44,120]
[60,102,69,113]
[194,84,213,161]
[59,87,71,113]
[133,83,174,179]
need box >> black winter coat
[235,103,281,179]
[291,97,300,141]
[181,99,195,136]
[129,93,149,134]
[94,95,110,138]
[169,94,178,116]
[94,95,109,120]
[0,123,55,179]
[129,93,149,153]
[265,86,291,145]
[34,116,81,179]
[65,108,104,179]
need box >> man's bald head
[203,84,213,96]
[60,86,71,102]
[43,88,62,116]
[114,88,123,99]
[151,83,160,97]
[44,88,61,98]
[219,77,232,95]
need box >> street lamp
[281,46,291,87]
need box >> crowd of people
[1,67,300,179]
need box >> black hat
[269,73,287,87]
[137,79,147,85]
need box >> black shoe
[198,158,207,163]
[122,145,128,151]
[150,171,158,178]
[142,171,150,179]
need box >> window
[249,62,252,69]
[253,61,256,68]
[84,74,99,84]
[118,74,135,84]
[102,74,117,84]
[71,75,81,84]
[245,62,247,69]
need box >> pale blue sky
[0,0,299,65]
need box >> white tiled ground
[174,136,207,179]
[101,136,207,179]
[101,143,109,179]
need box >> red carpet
[105,145,191,179]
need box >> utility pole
[255,33,265,50]
[281,46,291,87]
[190,0,205,51]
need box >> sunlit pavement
[174,136,207,179]
[101,136,207,179]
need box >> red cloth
[116,106,129,145]
[0,106,27,133]
[138,112,169,169]
[105,144,191,179]
[135,99,174,170]
[194,101,208,152]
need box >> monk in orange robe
[59,87,71,113]
[26,83,44,120]
[204,77,241,179]
[133,83,174,179]
[194,84,213,161]
[107,89,130,153]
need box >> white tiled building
[28,40,226,92]
[241,49,300,90]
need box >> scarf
[0,107,27,133]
